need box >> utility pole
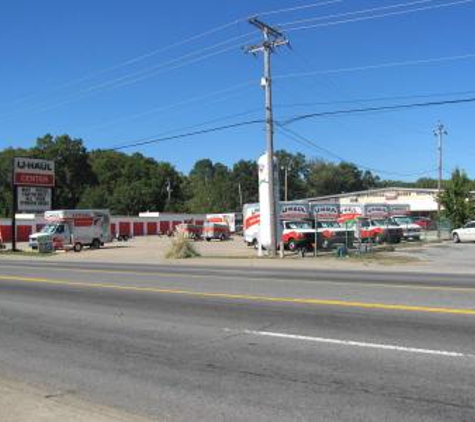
[165,178,172,210]
[238,182,243,210]
[245,17,289,257]
[434,122,447,239]
[281,163,292,202]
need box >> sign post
[12,157,55,250]
[11,158,17,251]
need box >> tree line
[1,134,474,219]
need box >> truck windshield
[318,221,340,228]
[41,224,64,234]
[394,217,413,224]
[286,221,312,230]
[41,224,58,234]
[373,219,391,226]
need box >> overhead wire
[276,124,438,177]
[274,53,475,81]
[283,97,475,125]
[277,0,432,27]
[0,38,258,121]
[0,0,344,111]
[107,95,475,152]
[87,80,257,132]
[284,0,473,32]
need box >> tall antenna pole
[245,18,289,257]
[434,122,447,239]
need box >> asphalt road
[0,260,474,421]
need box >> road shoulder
[0,375,149,422]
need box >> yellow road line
[0,264,474,293]
[0,274,474,316]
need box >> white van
[29,209,112,252]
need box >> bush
[165,233,201,259]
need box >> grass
[165,233,201,259]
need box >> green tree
[0,147,30,217]
[439,168,475,229]
[186,159,236,212]
[275,150,308,201]
[232,160,258,209]
[306,160,376,197]
[32,134,96,209]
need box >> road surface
[0,260,474,421]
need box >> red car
[414,217,432,230]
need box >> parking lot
[3,234,474,274]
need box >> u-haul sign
[14,158,55,187]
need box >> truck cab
[29,222,71,250]
[388,215,422,240]
[356,218,403,244]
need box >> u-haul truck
[29,209,112,252]
[244,201,321,251]
[205,213,243,234]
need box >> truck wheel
[253,239,258,250]
[91,239,101,249]
[220,234,226,241]
[452,233,460,244]
[123,235,129,241]
[375,234,384,245]
[73,243,83,253]
[288,239,297,252]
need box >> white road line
[235,329,473,358]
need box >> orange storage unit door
[133,222,144,236]
[119,222,131,236]
[17,225,32,242]
[147,222,157,235]
[159,221,170,233]
[0,225,12,242]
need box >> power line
[111,119,264,151]
[274,53,475,81]
[275,89,475,109]
[259,0,343,17]
[86,80,256,132]
[0,39,256,121]
[278,0,432,27]
[276,124,438,177]
[284,0,473,32]
[283,97,475,126]
[107,95,475,151]
[109,107,263,150]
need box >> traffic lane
[3,259,475,286]
[0,284,474,421]
[1,265,475,312]
[1,280,475,360]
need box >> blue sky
[1,0,474,180]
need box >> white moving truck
[29,209,112,252]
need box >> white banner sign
[17,186,52,212]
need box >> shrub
[165,233,201,259]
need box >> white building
[307,187,443,216]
